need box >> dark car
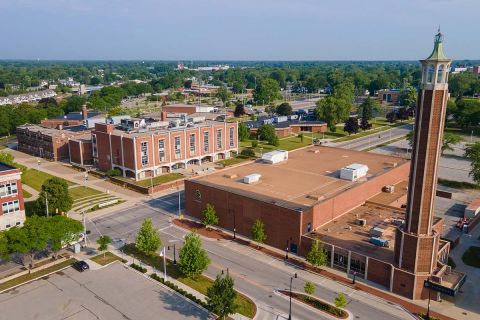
[73,261,90,272]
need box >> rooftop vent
[262,150,288,164]
[223,173,238,179]
[243,173,261,184]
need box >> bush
[241,149,256,158]
[251,140,258,148]
[335,293,347,308]
[304,281,315,295]
[106,168,121,177]
[130,263,147,273]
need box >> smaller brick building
[377,89,402,105]
[0,162,25,230]
[40,105,102,129]
[17,124,90,161]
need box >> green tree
[238,123,250,142]
[216,86,231,106]
[206,272,238,319]
[253,79,281,104]
[315,96,350,132]
[304,281,316,295]
[202,204,219,229]
[34,177,73,216]
[179,233,210,279]
[335,293,347,308]
[232,81,245,94]
[453,98,480,128]
[63,96,87,113]
[299,133,304,143]
[0,231,9,260]
[343,117,359,135]
[48,215,84,259]
[358,97,378,121]
[442,132,462,154]
[234,103,246,117]
[5,216,49,270]
[465,142,480,184]
[306,240,327,268]
[398,86,417,107]
[136,218,162,256]
[276,102,292,116]
[97,235,111,258]
[0,151,15,166]
[257,124,276,143]
[251,219,267,248]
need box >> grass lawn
[69,186,102,201]
[118,173,183,188]
[91,252,126,266]
[22,169,75,191]
[437,178,480,190]
[445,125,480,140]
[216,155,254,167]
[0,258,75,292]
[462,246,480,268]
[123,244,255,318]
[22,189,33,199]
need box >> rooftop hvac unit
[370,227,385,237]
[356,218,367,226]
[340,163,369,181]
[262,150,288,164]
[243,173,261,184]
[383,185,395,193]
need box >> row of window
[2,200,20,214]
[141,128,235,166]
[0,182,18,197]
[424,64,448,84]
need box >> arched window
[436,64,444,83]
[426,64,435,83]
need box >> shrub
[251,140,258,148]
[130,263,147,273]
[304,281,315,295]
[241,148,256,158]
[105,168,121,177]
[335,293,347,308]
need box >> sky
[0,0,478,61]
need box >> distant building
[0,163,25,230]
[377,89,402,105]
[0,90,56,106]
[473,66,480,75]
[161,104,215,115]
[246,115,327,138]
[40,105,103,129]
[16,124,90,161]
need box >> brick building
[17,124,90,161]
[0,163,25,230]
[246,116,327,138]
[91,118,238,180]
[377,89,402,105]
[185,146,409,256]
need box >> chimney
[81,105,88,120]
[161,111,168,121]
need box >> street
[85,199,414,320]
[331,124,413,151]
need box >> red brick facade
[0,163,25,230]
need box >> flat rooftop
[309,202,406,262]
[192,146,407,211]
[0,162,18,173]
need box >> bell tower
[394,31,452,276]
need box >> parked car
[73,261,90,272]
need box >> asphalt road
[331,124,414,151]
[0,262,210,320]
[85,200,414,320]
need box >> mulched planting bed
[279,291,348,319]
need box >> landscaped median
[90,252,126,266]
[0,258,76,292]
[278,291,349,319]
[122,243,256,319]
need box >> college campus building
[90,117,238,180]
[0,163,25,230]
[185,32,466,300]
[246,115,327,138]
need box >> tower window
[426,64,435,83]
[437,64,444,84]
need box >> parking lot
[0,262,210,320]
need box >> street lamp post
[233,210,236,240]
[352,271,357,284]
[425,278,431,320]
[288,273,297,320]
